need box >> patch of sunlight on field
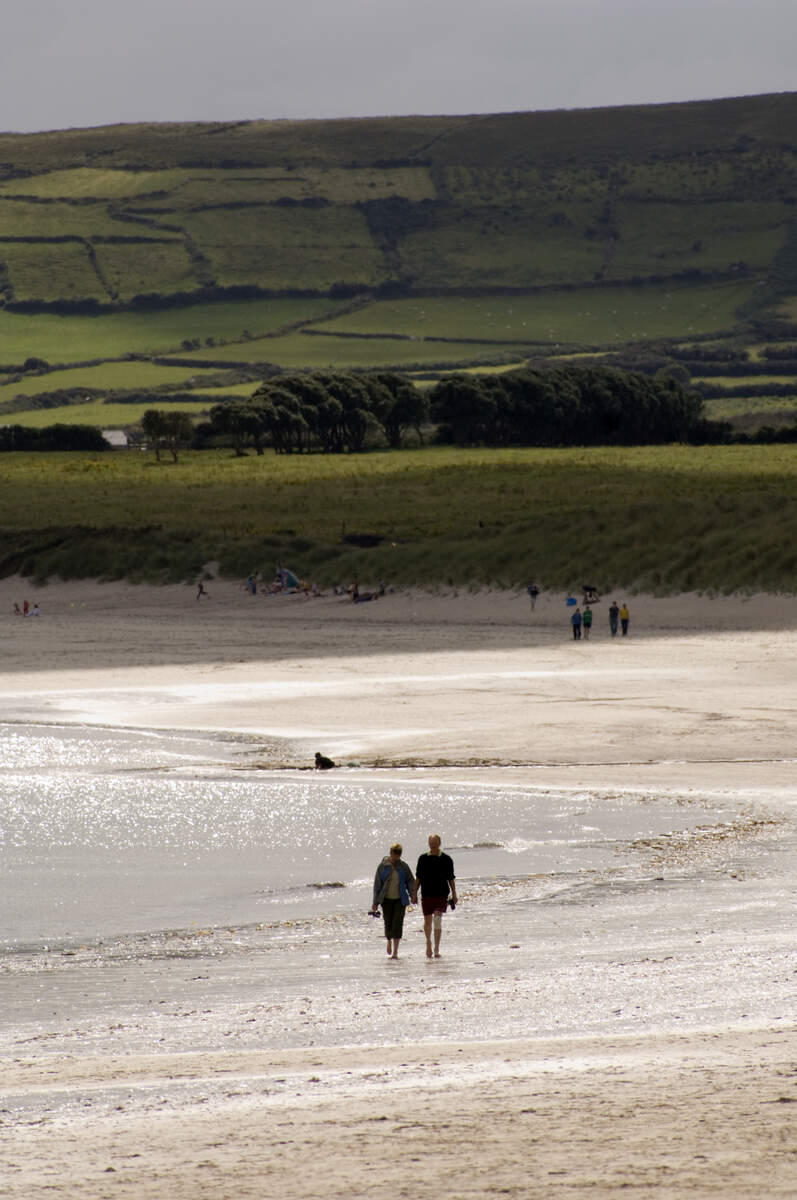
[0,361,215,397]
[311,280,758,345]
[190,382,262,398]
[693,375,797,387]
[0,167,186,199]
[11,402,208,429]
[705,396,797,420]
[164,334,531,369]
[0,299,349,364]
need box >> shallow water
[1,719,795,1096]
[0,721,747,950]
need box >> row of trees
[0,423,108,451]
[206,371,427,455]
[198,365,707,453]
[430,366,705,446]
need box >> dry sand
[1,577,796,1197]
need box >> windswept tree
[141,409,194,461]
[161,411,194,462]
[429,375,499,445]
[369,372,429,447]
[313,372,375,452]
[141,409,167,461]
[208,400,265,456]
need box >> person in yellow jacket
[620,603,630,636]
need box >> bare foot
[434,951,441,958]
[391,952,399,959]
[426,945,433,958]
[386,940,392,956]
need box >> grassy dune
[1,445,794,594]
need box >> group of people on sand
[371,834,457,960]
[13,600,39,617]
[570,599,630,639]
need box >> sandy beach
[1,577,796,1197]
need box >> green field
[0,97,796,437]
[0,242,106,303]
[0,359,209,396]
[0,298,349,365]
[8,400,211,428]
[164,333,533,369]
[119,166,437,210]
[0,198,142,238]
[95,242,197,301]
[705,395,797,421]
[0,445,795,594]
[312,281,759,345]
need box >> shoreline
[1,577,796,1196]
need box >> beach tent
[278,566,301,589]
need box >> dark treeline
[196,365,711,454]
[205,371,427,455]
[429,367,704,446]
[0,424,109,451]
[6,364,797,455]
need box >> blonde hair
[390,842,403,855]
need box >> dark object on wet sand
[315,752,336,770]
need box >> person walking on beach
[413,834,457,959]
[570,606,582,640]
[527,583,539,610]
[620,602,630,636]
[582,605,593,639]
[609,600,619,636]
[371,842,415,960]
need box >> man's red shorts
[421,896,448,916]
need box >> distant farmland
[0,93,795,433]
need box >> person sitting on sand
[315,752,336,770]
[371,842,415,960]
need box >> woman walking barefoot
[371,842,414,959]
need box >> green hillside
[0,94,796,433]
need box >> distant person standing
[609,600,619,637]
[413,834,457,959]
[526,583,539,610]
[620,602,630,636]
[582,605,593,639]
[570,606,582,640]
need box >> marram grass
[0,444,795,594]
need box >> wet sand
[1,578,796,1197]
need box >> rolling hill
[0,93,796,433]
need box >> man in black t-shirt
[413,833,457,959]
